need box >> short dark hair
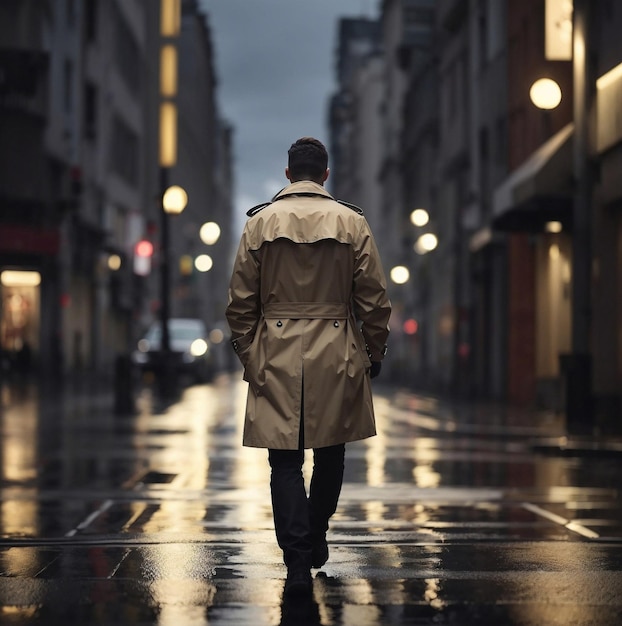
[287,137,328,182]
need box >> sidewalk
[384,382,622,457]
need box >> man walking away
[226,137,391,595]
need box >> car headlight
[190,338,208,357]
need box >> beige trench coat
[226,181,391,450]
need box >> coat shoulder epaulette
[336,199,364,215]
[246,201,272,217]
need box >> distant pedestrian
[226,137,391,595]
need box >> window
[479,127,489,161]
[84,82,97,140]
[113,2,141,96]
[478,0,488,68]
[66,0,76,26]
[495,117,507,162]
[403,7,435,28]
[110,116,139,185]
[84,0,98,42]
[63,59,73,113]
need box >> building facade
[330,0,622,426]
[0,0,232,382]
[328,17,382,235]
[156,0,233,335]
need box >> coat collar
[272,180,334,201]
[246,181,338,217]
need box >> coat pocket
[346,320,371,378]
[232,332,254,367]
[349,317,371,368]
[242,325,265,393]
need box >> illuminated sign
[545,0,573,61]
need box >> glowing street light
[414,233,439,255]
[199,222,221,245]
[194,254,213,272]
[410,208,430,227]
[108,254,122,271]
[529,78,562,110]
[390,265,410,285]
[162,185,188,214]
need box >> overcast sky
[198,0,379,230]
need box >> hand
[369,361,382,379]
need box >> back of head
[287,137,328,183]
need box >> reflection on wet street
[0,375,621,625]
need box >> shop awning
[493,123,574,231]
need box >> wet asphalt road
[0,373,621,625]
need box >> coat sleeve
[225,226,260,367]
[351,219,391,361]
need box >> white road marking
[522,502,600,539]
[65,499,114,537]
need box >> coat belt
[263,302,349,319]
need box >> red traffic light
[134,240,154,276]
[403,318,418,335]
[135,240,154,257]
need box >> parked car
[132,318,213,383]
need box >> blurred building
[465,0,511,402]
[330,0,622,426]
[0,1,58,378]
[329,0,436,384]
[487,0,574,409]
[0,0,233,381]
[328,17,383,237]
[156,0,233,338]
[401,2,440,388]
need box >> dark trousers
[268,431,345,569]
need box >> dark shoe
[311,536,329,568]
[284,568,312,596]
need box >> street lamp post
[159,169,171,373]
[159,170,174,399]
[567,0,593,432]
[159,179,187,398]
[157,0,183,398]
